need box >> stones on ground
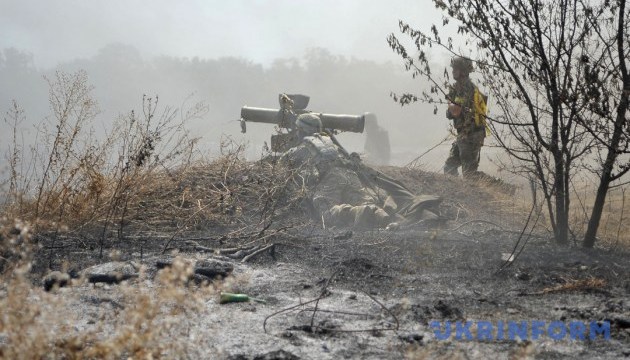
[154,257,234,283]
[83,261,139,284]
[194,259,233,279]
[44,262,139,289]
[616,318,630,329]
[501,253,515,262]
[398,333,424,345]
[189,273,213,285]
[81,295,125,310]
[42,269,80,291]
[155,257,175,270]
[515,271,532,281]
[333,231,353,240]
[227,355,249,360]
[388,303,431,324]
[43,271,71,291]
[434,299,464,320]
[228,350,300,360]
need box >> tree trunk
[555,192,569,245]
[583,168,612,248]
[554,153,569,245]
[583,92,628,248]
[583,0,629,248]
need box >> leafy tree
[579,0,629,247]
[388,0,629,246]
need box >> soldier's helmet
[295,113,322,134]
[450,56,474,74]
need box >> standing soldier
[443,56,488,177]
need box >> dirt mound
[378,166,523,226]
[7,164,629,359]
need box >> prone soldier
[281,113,441,229]
[241,94,441,229]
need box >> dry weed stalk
[543,277,607,293]
[533,277,607,295]
[0,248,213,358]
[567,176,630,247]
[1,70,207,257]
[0,218,34,275]
[72,258,209,359]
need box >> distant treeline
[0,44,443,157]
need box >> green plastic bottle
[219,292,265,304]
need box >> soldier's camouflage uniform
[282,134,440,228]
[444,78,486,177]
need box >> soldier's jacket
[447,78,487,137]
[282,134,342,177]
[281,134,441,228]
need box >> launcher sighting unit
[240,94,365,152]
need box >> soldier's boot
[461,164,478,178]
[444,141,461,177]
[460,147,481,178]
[444,163,459,177]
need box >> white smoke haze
[1,1,501,174]
[1,1,440,68]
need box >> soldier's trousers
[313,167,440,228]
[444,131,485,177]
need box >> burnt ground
[19,168,630,359]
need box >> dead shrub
[0,255,212,359]
[1,70,207,257]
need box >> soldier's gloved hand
[448,102,462,118]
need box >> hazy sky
[1,1,478,170]
[1,0,443,67]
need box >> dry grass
[463,169,630,248]
[0,249,213,358]
[3,71,204,249]
[2,70,624,358]
[537,277,607,295]
[1,71,307,257]
[568,181,630,248]
[384,165,532,231]
[406,157,630,249]
[0,70,312,358]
